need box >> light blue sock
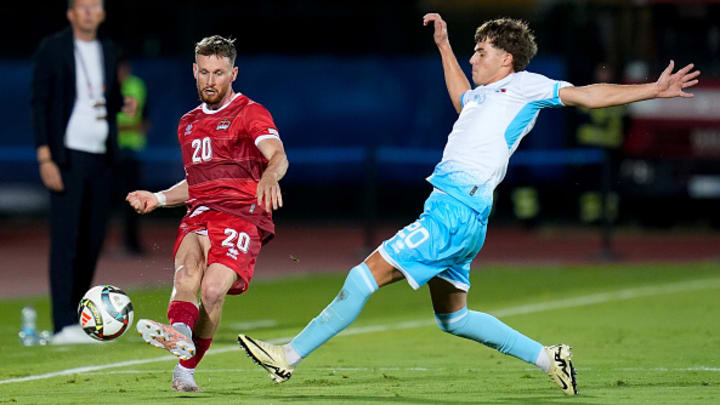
[435,307,543,364]
[290,263,378,358]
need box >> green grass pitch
[2,262,719,404]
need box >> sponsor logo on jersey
[184,124,193,135]
[217,119,232,131]
[470,93,487,104]
[496,88,507,93]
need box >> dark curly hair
[474,18,537,72]
[195,35,237,66]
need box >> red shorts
[173,208,262,295]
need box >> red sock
[180,337,212,369]
[167,300,199,330]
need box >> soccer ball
[77,285,134,341]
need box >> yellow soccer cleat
[238,334,294,383]
[544,344,578,395]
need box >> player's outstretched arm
[126,180,189,214]
[256,138,288,212]
[559,60,700,109]
[423,13,471,113]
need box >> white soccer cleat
[136,319,195,361]
[50,324,101,345]
[237,334,294,383]
[544,344,578,395]
[171,364,202,393]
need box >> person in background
[30,0,136,344]
[116,56,150,255]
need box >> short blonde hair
[195,35,237,66]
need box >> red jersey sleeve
[242,102,281,146]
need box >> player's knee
[174,261,204,291]
[199,280,226,309]
[435,307,470,335]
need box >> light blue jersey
[381,72,572,290]
[428,71,572,214]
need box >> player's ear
[231,66,238,82]
[192,63,198,79]
[504,52,514,70]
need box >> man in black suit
[31,0,136,344]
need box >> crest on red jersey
[216,120,231,131]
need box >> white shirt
[64,39,109,154]
[426,71,572,217]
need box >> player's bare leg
[195,263,238,338]
[137,233,208,391]
[137,234,205,357]
[171,232,210,304]
[171,262,238,393]
[427,277,467,313]
[365,250,405,287]
[428,277,577,395]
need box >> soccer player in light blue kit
[238,13,700,395]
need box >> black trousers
[49,150,111,332]
[115,151,142,252]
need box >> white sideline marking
[229,319,278,330]
[2,276,719,385]
[79,367,433,375]
[72,366,720,376]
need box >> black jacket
[30,27,123,166]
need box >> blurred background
[1,0,719,297]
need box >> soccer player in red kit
[126,35,288,392]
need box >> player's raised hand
[655,60,700,98]
[256,175,283,212]
[126,190,159,214]
[423,13,449,47]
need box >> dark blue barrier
[0,145,604,186]
[2,54,569,187]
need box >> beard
[197,85,226,106]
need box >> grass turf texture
[2,262,719,404]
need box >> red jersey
[177,93,280,240]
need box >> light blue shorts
[378,190,488,291]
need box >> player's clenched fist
[126,190,159,214]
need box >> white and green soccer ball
[77,285,134,341]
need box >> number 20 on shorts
[222,228,250,256]
[390,222,429,254]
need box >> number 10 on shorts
[390,222,429,254]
